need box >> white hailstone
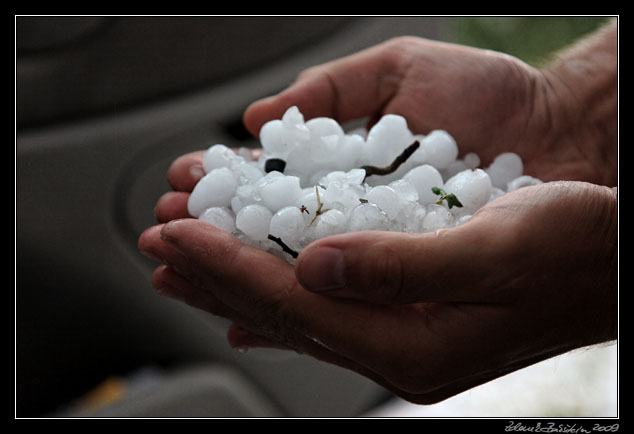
[231,160,264,185]
[185,107,541,263]
[187,167,239,217]
[313,209,348,239]
[444,169,492,216]
[454,214,472,227]
[236,204,273,241]
[443,168,492,216]
[403,164,444,205]
[257,173,303,212]
[281,106,311,144]
[322,181,364,211]
[269,206,306,248]
[422,130,458,169]
[295,189,320,221]
[346,126,368,140]
[260,119,287,155]
[401,202,427,233]
[348,203,389,232]
[365,185,401,219]
[306,117,345,141]
[365,114,414,167]
[285,145,313,184]
[202,144,237,173]
[442,159,469,181]
[463,152,481,169]
[308,134,340,164]
[336,133,365,170]
[507,175,543,191]
[199,207,237,234]
[231,196,245,214]
[236,147,254,161]
[389,179,419,203]
[489,187,506,202]
[487,152,524,189]
[422,204,453,231]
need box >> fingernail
[156,284,186,303]
[189,164,205,181]
[139,247,163,263]
[298,246,346,292]
[234,345,249,354]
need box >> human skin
[138,20,617,404]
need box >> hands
[138,25,617,404]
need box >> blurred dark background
[15,16,611,417]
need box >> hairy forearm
[542,19,618,186]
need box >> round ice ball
[202,144,236,173]
[188,167,238,217]
[259,119,291,156]
[486,152,523,189]
[422,204,453,231]
[403,164,444,205]
[258,174,303,212]
[401,202,427,233]
[422,130,458,169]
[236,204,273,241]
[443,168,492,216]
[336,134,364,170]
[389,179,419,203]
[199,207,236,234]
[233,161,264,185]
[365,185,401,219]
[507,175,543,191]
[306,117,345,141]
[348,203,389,232]
[313,209,348,239]
[269,206,305,247]
[295,188,323,224]
[281,106,311,143]
[269,206,306,248]
[463,152,481,169]
[365,114,414,167]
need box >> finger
[243,41,404,136]
[294,215,516,305]
[167,151,205,192]
[226,323,291,352]
[155,191,192,222]
[156,219,546,400]
[152,264,231,315]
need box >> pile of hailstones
[187,106,542,263]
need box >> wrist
[539,20,617,186]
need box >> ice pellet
[199,207,236,234]
[185,106,541,263]
[236,204,273,241]
[188,167,238,217]
[486,152,524,189]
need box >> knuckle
[368,241,406,304]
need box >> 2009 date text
[505,422,619,433]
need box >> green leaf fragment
[431,186,464,209]
[445,194,463,209]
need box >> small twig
[308,185,331,227]
[361,140,420,181]
[268,235,299,259]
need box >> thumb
[243,41,402,137]
[294,221,510,305]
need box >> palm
[245,37,612,185]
